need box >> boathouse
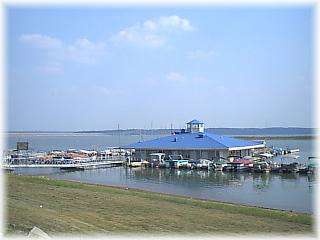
[124,120,266,161]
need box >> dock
[2,160,124,171]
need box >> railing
[2,155,127,168]
[2,160,125,169]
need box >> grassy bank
[5,173,314,236]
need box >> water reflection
[122,167,315,191]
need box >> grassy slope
[5,173,314,235]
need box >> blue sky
[7,6,314,131]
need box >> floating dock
[2,160,124,171]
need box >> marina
[3,139,316,175]
[5,141,315,233]
[5,6,316,235]
[4,120,317,214]
[5,120,316,175]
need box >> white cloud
[65,38,106,64]
[113,15,194,47]
[20,34,62,49]
[164,73,209,85]
[143,20,157,31]
[158,15,194,31]
[20,34,107,67]
[166,72,185,82]
[51,85,125,97]
[86,85,126,97]
[116,26,165,47]
[36,62,63,75]
[192,76,208,83]
[187,49,215,60]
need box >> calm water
[6,133,162,151]
[7,133,317,214]
[14,167,315,213]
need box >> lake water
[6,133,161,151]
[6,133,317,214]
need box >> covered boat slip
[134,148,229,162]
[124,120,266,162]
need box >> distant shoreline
[6,127,317,136]
[6,132,317,140]
[235,135,317,140]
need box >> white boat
[259,153,274,159]
[289,149,300,153]
[253,161,270,173]
[213,160,228,171]
[127,161,142,167]
[149,153,166,167]
[282,154,300,159]
[168,155,189,169]
[196,159,212,169]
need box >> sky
[6,6,314,131]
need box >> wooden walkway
[2,160,124,170]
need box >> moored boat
[196,159,212,170]
[148,153,166,168]
[212,159,228,171]
[226,158,252,172]
[187,159,200,169]
[279,162,299,173]
[253,161,270,173]
[167,155,189,169]
[289,149,300,154]
[297,164,309,174]
[269,162,281,173]
[127,161,143,168]
[228,158,253,172]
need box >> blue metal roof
[187,119,204,124]
[123,132,263,150]
[205,133,262,148]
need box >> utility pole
[117,123,120,148]
[151,121,153,137]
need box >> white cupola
[186,119,205,133]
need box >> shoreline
[6,173,313,235]
[235,135,317,140]
[6,131,317,139]
[49,176,312,215]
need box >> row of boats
[3,148,131,166]
[128,153,317,174]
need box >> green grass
[5,173,314,236]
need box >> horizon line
[6,126,317,133]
